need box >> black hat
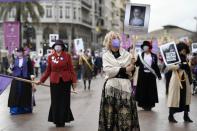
[52,39,66,51]
[176,42,190,54]
[141,41,152,49]
[16,47,24,52]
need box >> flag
[0,76,13,95]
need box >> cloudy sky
[130,0,197,32]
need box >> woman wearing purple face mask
[8,48,35,115]
[98,31,140,131]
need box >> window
[73,8,76,19]
[46,5,52,18]
[78,8,81,20]
[59,6,63,18]
[65,6,70,18]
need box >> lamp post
[194,16,197,32]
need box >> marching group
[1,31,196,130]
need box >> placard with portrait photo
[192,43,197,53]
[124,3,150,35]
[49,34,59,47]
[160,42,181,66]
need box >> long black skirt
[135,72,158,109]
[8,79,32,107]
[49,79,74,124]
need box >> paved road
[0,76,197,131]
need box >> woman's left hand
[72,83,78,94]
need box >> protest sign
[160,42,181,65]
[74,38,84,55]
[124,3,150,35]
[49,34,59,47]
[192,43,197,53]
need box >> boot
[184,113,193,123]
[168,114,177,123]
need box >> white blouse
[19,58,23,68]
[143,53,152,72]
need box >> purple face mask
[112,38,120,48]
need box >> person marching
[98,31,140,131]
[79,50,93,90]
[37,40,77,127]
[8,48,35,115]
[135,41,162,111]
[167,42,193,123]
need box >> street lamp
[194,16,197,32]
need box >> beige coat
[167,69,192,107]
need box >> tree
[0,1,44,47]
[0,2,44,23]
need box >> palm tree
[0,1,44,47]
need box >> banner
[3,21,20,54]
[124,3,150,35]
[121,33,131,50]
[0,76,12,95]
[160,42,181,66]
[151,38,159,54]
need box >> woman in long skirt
[37,40,77,127]
[135,41,162,111]
[8,48,35,115]
[98,31,140,131]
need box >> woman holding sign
[167,42,193,123]
[98,31,140,131]
[135,41,162,111]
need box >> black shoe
[184,115,193,123]
[168,115,178,123]
[56,123,65,127]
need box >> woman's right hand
[126,64,135,72]
[35,81,42,85]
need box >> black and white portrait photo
[129,6,146,26]
[49,34,59,47]
[160,42,181,65]
[192,43,197,53]
[124,3,150,35]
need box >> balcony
[82,19,92,26]
[82,0,92,9]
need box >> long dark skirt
[8,79,33,115]
[49,79,74,124]
[135,72,158,109]
[170,80,190,114]
[98,84,140,131]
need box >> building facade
[0,0,128,53]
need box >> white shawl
[103,48,133,94]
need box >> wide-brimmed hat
[141,41,152,49]
[52,39,66,51]
[176,42,190,54]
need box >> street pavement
[0,75,197,131]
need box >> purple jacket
[12,57,29,78]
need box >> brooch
[60,57,64,60]
[52,56,55,60]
